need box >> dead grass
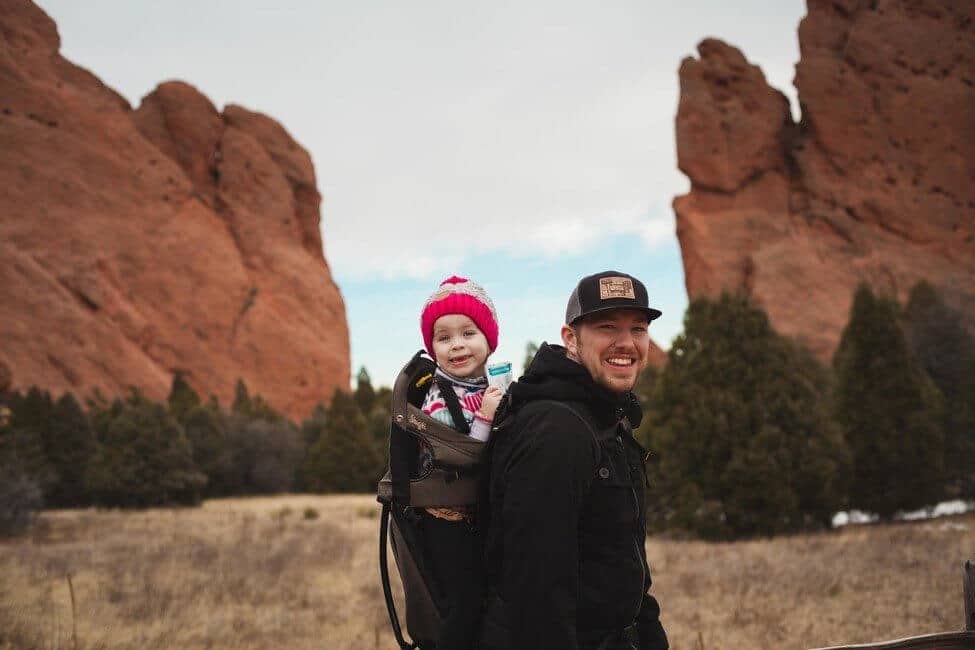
[650,515,974,649]
[0,495,971,649]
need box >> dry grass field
[0,494,971,650]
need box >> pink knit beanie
[420,276,499,355]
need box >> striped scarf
[421,368,488,429]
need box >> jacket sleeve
[636,593,668,650]
[500,406,597,650]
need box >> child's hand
[478,387,503,422]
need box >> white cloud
[42,0,803,291]
[637,216,675,249]
[37,0,806,393]
[525,218,592,257]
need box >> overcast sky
[39,0,806,387]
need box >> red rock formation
[647,339,667,369]
[0,0,350,420]
[0,361,11,394]
[674,1,975,361]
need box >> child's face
[431,314,490,378]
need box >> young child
[416,275,502,649]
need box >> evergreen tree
[85,392,206,507]
[231,378,285,423]
[364,385,394,479]
[903,281,975,498]
[0,461,42,536]
[296,404,329,491]
[833,284,945,518]
[12,387,54,436]
[232,378,251,416]
[42,393,94,507]
[304,390,383,493]
[248,393,286,422]
[369,386,393,449]
[167,371,201,424]
[86,389,123,443]
[354,367,376,415]
[647,293,850,539]
[2,388,56,496]
[632,365,659,449]
[182,402,233,497]
[0,394,43,534]
[523,341,540,374]
[301,403,328,448]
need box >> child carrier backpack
[377,350,489,650]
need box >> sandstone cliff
[647,339,667,369]
[0,0,350,420]
[674,0,974,361]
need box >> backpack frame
[377,350,489,649]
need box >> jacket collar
[510,343,642,428]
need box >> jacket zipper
[630,488,646,592]
[617,429,647,594]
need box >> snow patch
[832,499,975,528]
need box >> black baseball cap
[565,270,662,325]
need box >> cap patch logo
[599,277,636,300]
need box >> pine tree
[296,404,329,491]
[231,378,285,423]
[42,393,94,507]
[182,402,232,497]
[523,342,540,374]
[304,390,383,493]
[167,371,201,424]
[85,392,206,507]
[833,284,945,518]
[647,293,850,539]
[86,389,123,442]
[354,367,376,415]
[2,388,56,496]
[0,393,43,534]
[369,386,393,448]
[12,387,54,436]
[631,365,659,449]
[0,461,42,536]
[232,378,251,416]
[302,403,328,447]
[903,281,975,498]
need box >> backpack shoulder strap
[521,399,602,464]
[476,397,601,534]
[432,376,471,435]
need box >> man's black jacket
[480,343,668,650]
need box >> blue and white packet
[487,361,513,393]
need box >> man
[480,270,668,650]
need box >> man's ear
[561,324,578,359]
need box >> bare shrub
[219,418,304,495]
